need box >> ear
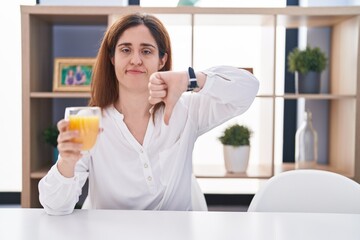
[158,53,168,70]
[110,57,115,65]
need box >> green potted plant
[43,125,59,164]
[177,0,199,6]
[287,46,327,94]
[218,124,252,173]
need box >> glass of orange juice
[65,106,101,151]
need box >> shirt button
[147,176,152,181]
[140,149,144,153]
[144,163,148,168]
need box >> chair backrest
[248,169,360,213]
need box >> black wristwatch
[187,67,199,91]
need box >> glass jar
[295,111,318,169]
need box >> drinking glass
[65,106,101,151]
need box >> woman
[39,13,259,215]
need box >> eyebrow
[117,42,157,49]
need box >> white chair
[248,169,360,213]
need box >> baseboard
[0,192,21,204]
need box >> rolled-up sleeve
[38,156,90,215]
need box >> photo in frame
[53,58,96,92]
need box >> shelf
[30,92,91,98]
[275,163,354,178]
[194,163,354,179]
[30,165,52,179]
[194,164,272,179]
[27,11,108,25]
[278,94,356,99]
[257,94,356,99]
[21,6,360,17]
[21,6,360,28]
[277,14,354,28]
[30,93,356,99]
[33,164,277,180]
[32,163,353,180]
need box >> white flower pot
[223,145,250,173]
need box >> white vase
[295,111,318,169]
[223,145,250,173]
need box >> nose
[130,52,142,66]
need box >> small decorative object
[43,125,59,164]
[295,110,318,169]
[218,124,252,173]
[177,0,199,6]
[53,58,95,92]
[287,46,327,94]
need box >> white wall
[0,1,35,192]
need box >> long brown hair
[89,13,172,118]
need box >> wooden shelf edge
[30,92,91,98]
[256,94,356,99]
[194,163,354,179]
[30,166,51,179]
[194,164,272,179]
[275,163,354,178]
[21,5,360,16]
[32,92,356,100]
[277,94,356,99]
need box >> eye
[120,47,130,54]
[142,49,152,55]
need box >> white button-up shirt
[39,66,259,215]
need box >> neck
[115,90,152,146]
[115,91,151,118]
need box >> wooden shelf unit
[21,6,360,207]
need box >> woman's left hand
[148,71,188,125]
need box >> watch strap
[187,67,198,91]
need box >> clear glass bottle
[295,110,318,169]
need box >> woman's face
[111,24,167,94]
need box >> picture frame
[53,58,96,92]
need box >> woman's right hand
[56,119,83,178]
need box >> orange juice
[69,115,100,150]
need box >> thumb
[163,101,175,125]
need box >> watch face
[189,80,198,88]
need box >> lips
[126,69,145,74]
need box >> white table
[0,209,359,240]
